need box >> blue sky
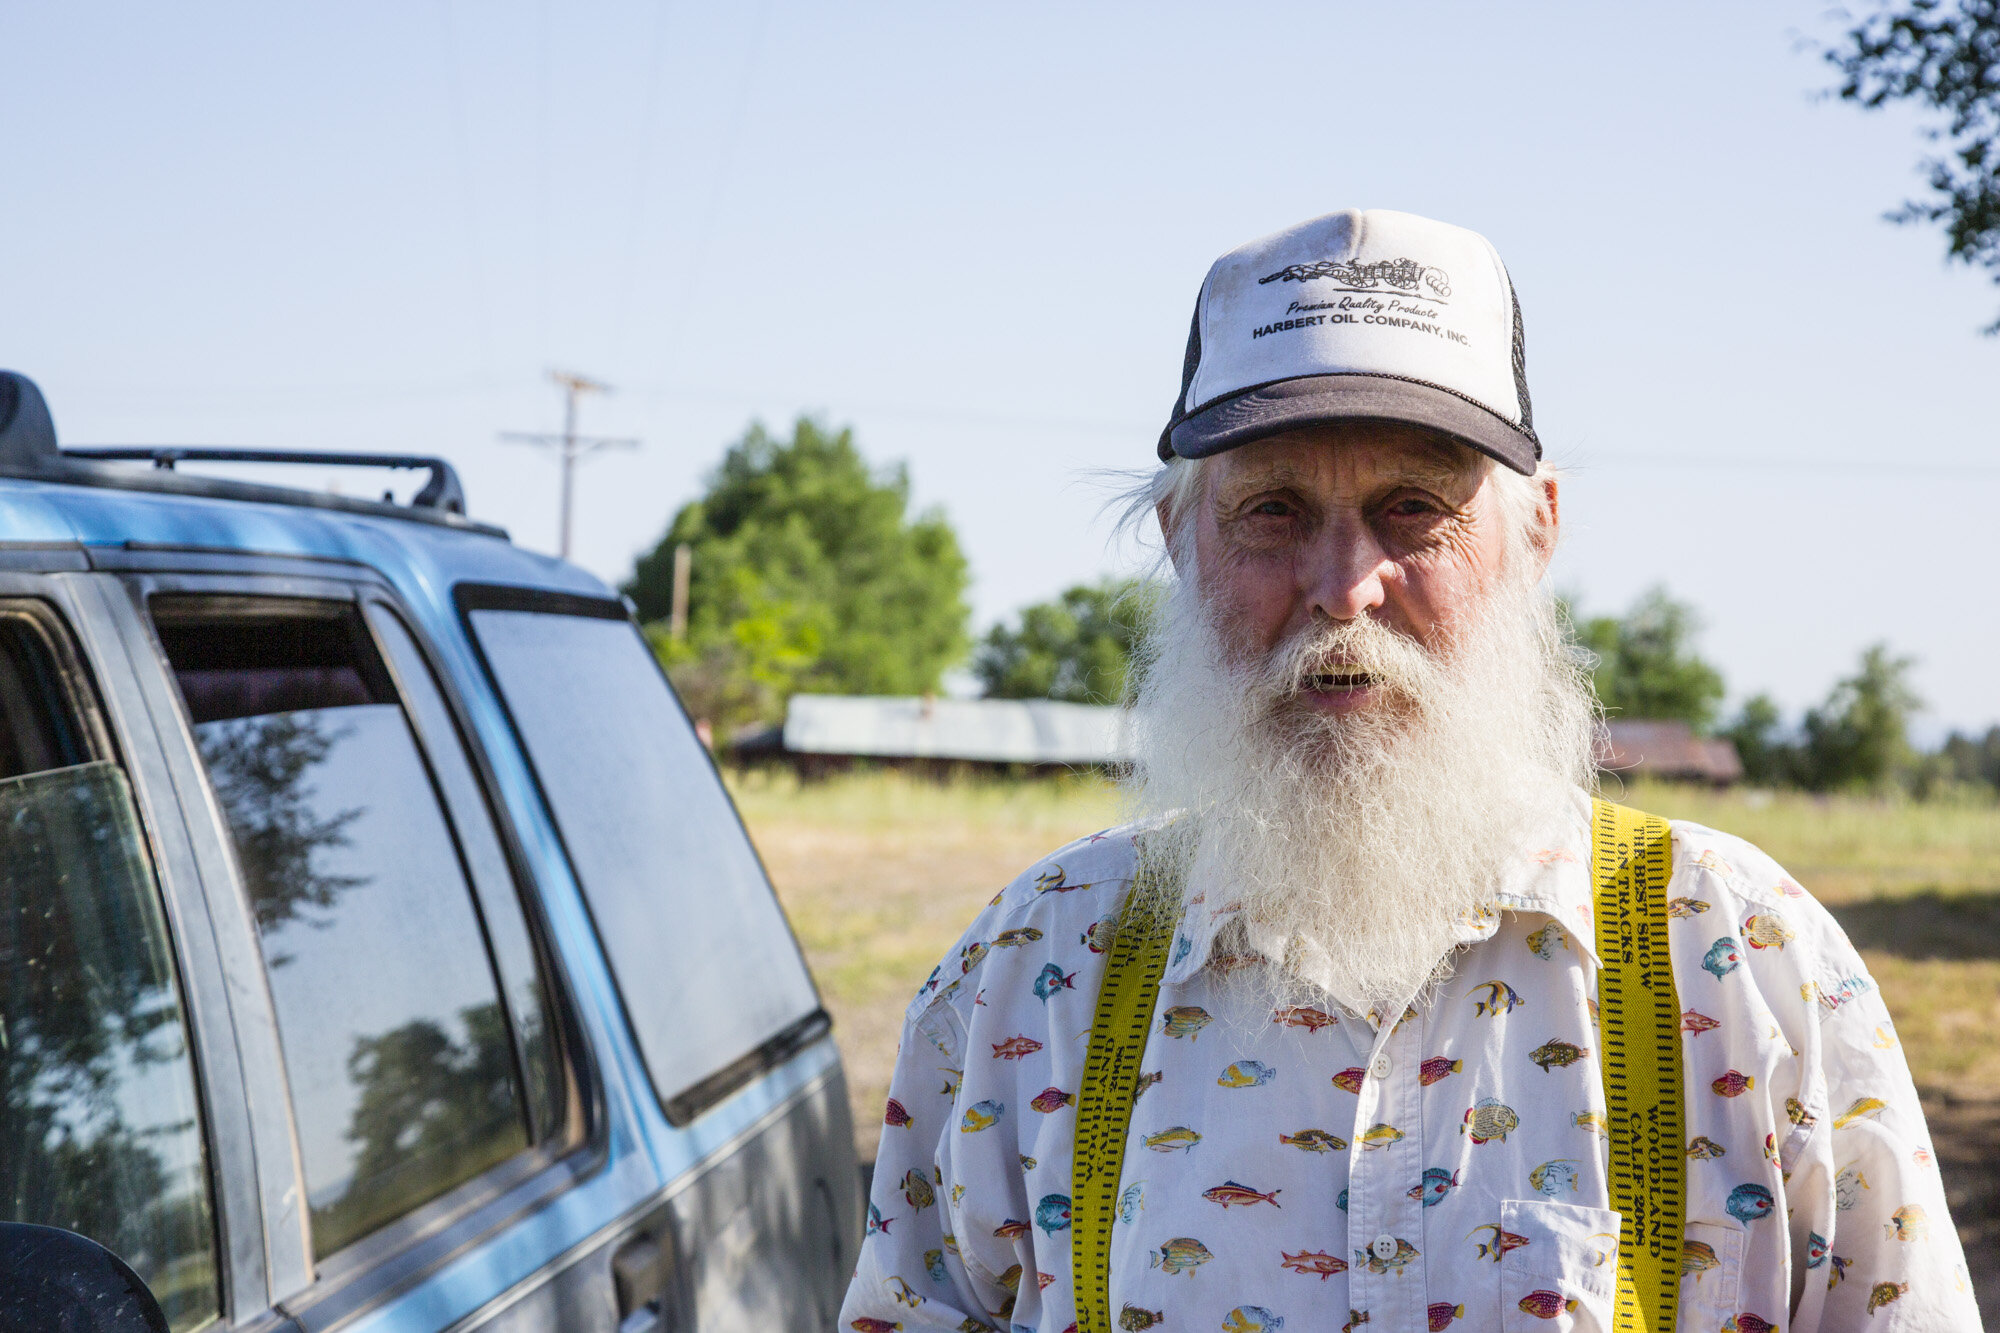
[7,2,1996,732]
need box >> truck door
[0,566,287,1330]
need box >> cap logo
[1258,256,1452,300]
[1163,209,1538,472]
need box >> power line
[621,385,2000,477]
[1566,452,2000,478]
[69,372,2000,479]
[612,0,679,360]
[437,0,497,374]
[499,370,638,559]
[668,0,773,353]
[534,0,554,356]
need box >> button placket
[1348,1009,1429,1330]
[1345,1016,1385,1324]
[1397,1009,1434,1332]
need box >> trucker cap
[1159,208,1540,474]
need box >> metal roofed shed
[774,694,1132,772]
[1599,719,1744,786]
[765,703,1745,785]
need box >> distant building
[1599,720,1743,786]
[730,694,1130,773]
[731,697,1743,787]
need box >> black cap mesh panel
[1505,266,1535,437]
[1172,296,1202,420]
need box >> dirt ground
[735,772,1119,1166]
[1925,1092,2000,1316]
[735,772,2000,1315]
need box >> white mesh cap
[1159,208,1539,474]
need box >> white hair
[1110,441,1598,1014]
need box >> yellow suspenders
[1071,800,1685,1333]
[1590,799,1686,1333]
[1070,847,1178,1331]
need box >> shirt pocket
[1500,1198,1621,1333]
[1674,1221,1743,1333]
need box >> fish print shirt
[841,793,1980,1333]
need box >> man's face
[1174,422,1554,717]
[1131,423,1590,1008]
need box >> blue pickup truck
[0,372,859,1332]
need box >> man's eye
[1387,498,1440,517]
[1251,500,1294,517]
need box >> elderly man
[841,210,1977,1333]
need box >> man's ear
[1157,497,1187,576]
[1527,473,1560,573]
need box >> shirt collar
[1165,787,1602,993]
[1490,787,1601,970]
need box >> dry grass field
[732,770,2000,1307]
[730,770,1123,1165]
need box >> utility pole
[669,542,692,640]
[500,370,638,559]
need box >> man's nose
[1301,511,1390,621]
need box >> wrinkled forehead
[1208,422,1491,499]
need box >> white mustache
[1264,615,1439,703]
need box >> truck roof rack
[0,371,507,540]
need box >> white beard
[1121,553,1599,1015]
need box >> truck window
[361,603,568,1144]
[152,598,532,1259]
[466,604,820,1122]
[0,606,219,1331]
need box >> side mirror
[0,1223,169,1333]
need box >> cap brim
[1160,373,1540,474]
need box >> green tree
[1567,586,1727,730]
[1720,692,1797,787]
[1800,642,1925,792]
[1940,723,2000,790]
[625,418,970,732]
[974,578,1157,704]
[1828,0,2000,331]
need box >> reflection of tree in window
[0,763,218,1329]
[192,703,530,1255]
[196,713,367,959]
[161,603,535,1259]
[313,1002,521,1253]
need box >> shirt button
[1371,1234,1398,1261]
[1370,1054,1393,1080]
